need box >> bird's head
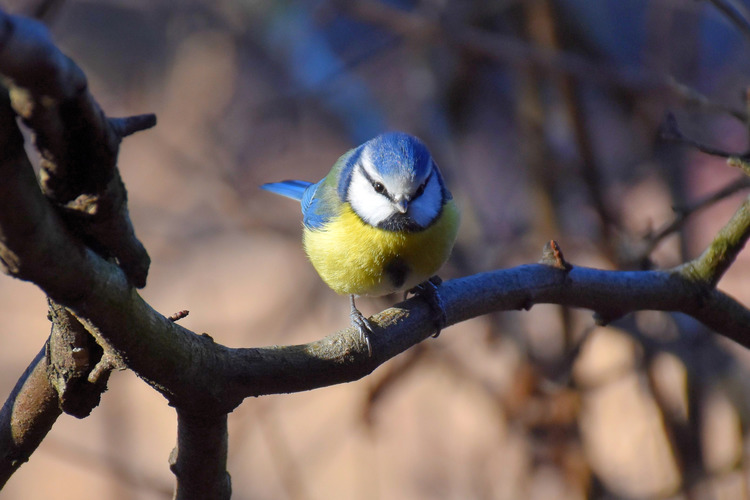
[342,132,450,231]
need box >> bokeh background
[3,0,750,498]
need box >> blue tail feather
[261,180,313,202]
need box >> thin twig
[168,310,190,322]
[339,0,748,121]
[704,0,750,43]
[660,112,740,158]
[108,114,157,139]
[634,176,750,263]
[668,76,748,123]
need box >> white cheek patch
[407,174,442,227]
[347,156,444,229]
[348,170,395,226]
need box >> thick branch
[0,345,61,488]
[0,87,95,302]
[0,10,152,287]
[0,302,115,485]
[169,411,231,500]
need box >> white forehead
[360,146,424,195]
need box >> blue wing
[261,180,313,201]
[262,179,335,229]
[263,147,359,230]
[301,180,335,229]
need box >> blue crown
[337,132,431,200]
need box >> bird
[261,132,460,355]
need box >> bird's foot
[350,295,373,356]
[406,276,447,338]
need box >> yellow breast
[303,200,460,296]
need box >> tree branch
[678,195,750,287]
[169,411,231,500]
[0,10,152,287]
[704,0,750,43]
[0,302,115,486]
[660,111,743,158]
[0,345,61,488]
[629,176,750,267]
[47,300,114,418]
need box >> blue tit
[262,132,460,354]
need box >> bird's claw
[350,295,373,356]
[406,276,447,338]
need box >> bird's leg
[406,276,447,338]
[350,295,373,356]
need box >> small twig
[674,176,750,214]
[659,112,740,158]
[704,0,750,43]
[108,114,157,139]
[632,176,750,264]
[87,351,124,385]
[169,310,190,322]
[539,240,573,271]
[668,76,748,123]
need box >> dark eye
[373,182,386,194]
[414,182,426,198]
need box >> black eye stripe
[358,164,391,198]
[413,170,433,198]
[356,163,435,201]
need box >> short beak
[395,198,409,214]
